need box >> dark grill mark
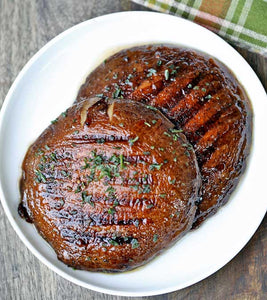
[150,70,202,109]
[69,134,129,144]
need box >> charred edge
[18,202,33,223]
[172,86,224,129]
[185,105,237,167]
[183,101,234,145]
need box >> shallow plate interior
[0,11,267,297]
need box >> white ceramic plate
[0,12,266,297]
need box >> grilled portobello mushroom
[77,45,252,227]
[19,98,200,272]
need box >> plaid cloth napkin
[133,0,267,56]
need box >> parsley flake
[131,239,139,249]
[153,234,158,243]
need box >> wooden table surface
[0,1,266,299]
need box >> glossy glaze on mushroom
[19,98,200,272]
[77,45,252,227]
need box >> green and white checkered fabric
[133,0,267,56]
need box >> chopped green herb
[75,185,81,193]
[147,68,157,77]
[205,94,212,99]
[61,170,68,177]
[201,88,207,92]
[142,185,151,194]
[45,145,50,150]
[106,186,115,195]
[113,73,118,79]
[112,146,122,150]
[98,165,112,179]
[151,119,157,124]
[73,130,79,135]
[187,144,194,151]
[50,152,57,162]
[35,149,44,156]
[108,207,116,215]
[157,60,162,66]
[109,154,120,165]
[143,151,151,155]
[144,121,151,127]
[160,193,166,198]
[113,200,119,207]
[170,128,183,133]
[149,163,163,171]
[173,157,177,162]
[119,154,125,170]
[81,157,90,169]
[133,219,139,227]
[131,238,139,249]
[132,185,139,191]
[129,136,139,146]
[164,132,171,137]
[81,191,94,206]
[61,111,67,117]
[86,257,91,261]
[169,178,176,185]
[112,86,122,98]
[146,105,157,111]
[187,83,192,89]
[146,203,154,209]
[38,163,44,171]
[185,150,190,157]
[34,170,46,183]
[193,86,199,90]
[110,239,119,246]
[51,118,58,124]
[164,69,169,80]
[153,234,158,243]
[97,138,105,144]
[150,146,155,149]
[158,147,165,151]
[95,93,104,98]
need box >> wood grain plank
[0,1,266,299]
